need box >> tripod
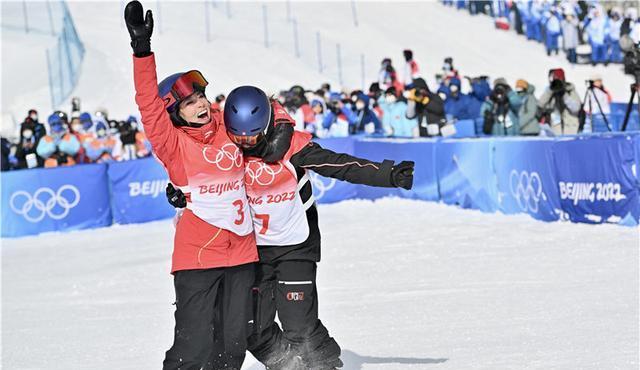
[621,81,640,131]
[580,83,611,132]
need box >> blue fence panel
[1,164,112,238]
[107,157,174,224]
[311,137,359,203]
[436,138,498,212]
[552,134,640,225]
[353,139,439,201]
[493,138,560,221]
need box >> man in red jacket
[124,2,294,369]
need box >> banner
[107,157,174,224]
[552,134,640,225]
[435,138,498,212]
[311,137,359,204]
[353,138,439,201]
[1,164,111,237]
[493,138,561,221]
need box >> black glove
[124,1,154,57]
[390,161,414,190]
[166,183,186,208]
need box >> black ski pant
[248,260,341,369]
[163,263,255,370]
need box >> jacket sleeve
[133,53,180,164]
[563,87,582,115]
[289,142,395,187]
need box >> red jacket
[133,54,257,273]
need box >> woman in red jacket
[124,2,291,369]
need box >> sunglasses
[162,70,209,112]
[227,132,265,148]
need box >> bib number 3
[232,199,245,225]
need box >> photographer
[582,74,611,133]
[443,77,481,122]
[480,78,520,136]
[537,68,581,135]
[405,77,446,137]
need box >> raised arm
[125,1,180,162]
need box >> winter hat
[385,86,397,96]
[589,73,603,82]
[95,121,108,137]
[381,57,392,66]
[310,99,324,107]
[449,77,462,88]
[48,113,62,126]
[493,77,509,88]
[79,112,93,130]
[515,79,529,90]
[127,115,138,124]
[549,68,565,82]
[410,77,429,91]
[403,49,413,61]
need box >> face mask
[97,129,106,138]
[72,124,83,133]
[356,102,365,110]
[450,85,459,93]
[443,63,452,72]
[385,95,397,104]
[23,129,33,139]
[130,122,138,130]
[30,113,38,121]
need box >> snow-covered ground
[1,1,634,136]
[2,198,638,369]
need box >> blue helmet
[224,86,271,146]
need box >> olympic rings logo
[509,170,543,213]
[309,172,336,200]
[10,185,81,223]
[245,160,284,186]
[202,143,243,171]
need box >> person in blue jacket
[585,5,610,65]
[349,92,383,135]
[320,93,356,137]
[544,9,562,55]
[443,77,481,122]
[378,87,417,138]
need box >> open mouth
[197,109,209,120]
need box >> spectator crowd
[2,45,623,172]
[1,100,152,172]
[271,50,613,140]
[443,0,640,66]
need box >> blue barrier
[107,157,174,224]
[436,138,498,212]
[493,138,560,221]
[2,134,640,238]
[1,164,112,238]
[352,139,439,201]
[552,134,640,225]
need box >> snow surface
[1,1,634,137]
[2,198,638,369]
